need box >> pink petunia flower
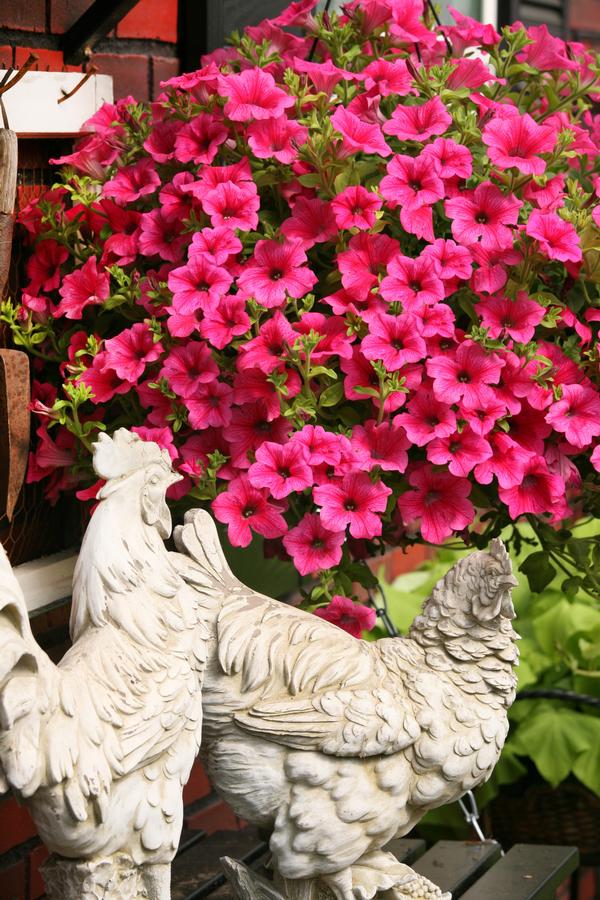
[474,431,533,489]
[482,112,556,175]
[238,312,296,374]
[362,313,426,370]
[517,24,579,71]
[331,185,382,231]
[395,388,457,446]
[186,380,234,429]
[293,56,355,94]
[545,384,600,449]
[380,153,445,211]
[380,254,444,311]
[248,440,313,499]
[383,97,452,141]
[159,172,196,222]
[291,425,343,467]
[445,183,522,250]
[56,256,110,319]
[237,239,317,309]
[139,208,188,263]
[212,475,287,548]
[104,322,164,383]
[228,402,289,468]
[314,595,376,639]
[331,106,392,157]
[160,342,218,399]
[190,226,242,266]
[200,296,250,349]
[217,68,294,121]
[337,233,400,300]
[591,445,600,473]
[426,340,504,408]
[475,291,545,343]
[201,180,260,231]
[79,351,130,403]
[421,239,472,281]
[247,116,308,164]
[447,57,500,89]
[293,312,354,362]
[359,58,413,96]
[422,137,473,180]
[341,347,412,413]
[280,197,338,249]
[397,465,474,544]
[427,426,492,477]
[283,513,345,577]
[143,118,183,163]
[498,454,565,519]
[174,113,229,164]
[313,473,392,539]
[525,210,582,263]
[167,256,232,315]
[351,419,410,473]
[102,157,160,205]
[26,240,69,294]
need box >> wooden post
[0,126,30,521]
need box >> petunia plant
[4,0,600,633]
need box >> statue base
[42,854,172,900]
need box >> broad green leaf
[510,705,592,786]
[533,600,600,656]
[574,741,600,796]
[519,551,556,593]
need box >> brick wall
[0,0,180,100]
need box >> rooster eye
[150,475,159,485]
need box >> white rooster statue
[172,508,520,900]
[0,429,208,900]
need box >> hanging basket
[487,778,600,865]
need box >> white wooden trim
[13,550,76,615]
[481,0,499,28]
[0,71,113,137]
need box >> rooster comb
[488,537,512,573]
[92,428,172,480]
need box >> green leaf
[510,705,591,787]
[533,600,600,656]
[319,382,344,408]
[519,552,556,593]
[574,741,600,796]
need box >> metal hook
[0,53,39,98]
[58,64,98,104]
[458,790,493,847]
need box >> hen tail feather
[173,509,236,591]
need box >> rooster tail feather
[173,509,235,590]
[0,542,50,794]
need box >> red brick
[183,762,212,805]
[0,859,26,900]
[14,48,71,72]
[50,0,90,33]
[117,0,178,42]
[0,46,15,69]
[2,0,46,32]
[151,55,179,99]
[0,796,37,854]
[93,52,149,100]
[28,843,49,900]
[185,799,242,835]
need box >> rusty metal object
[0,349,30,520]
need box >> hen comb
[92,428,171,480]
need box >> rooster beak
[167,472,183,487]
[502,575,519,588]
